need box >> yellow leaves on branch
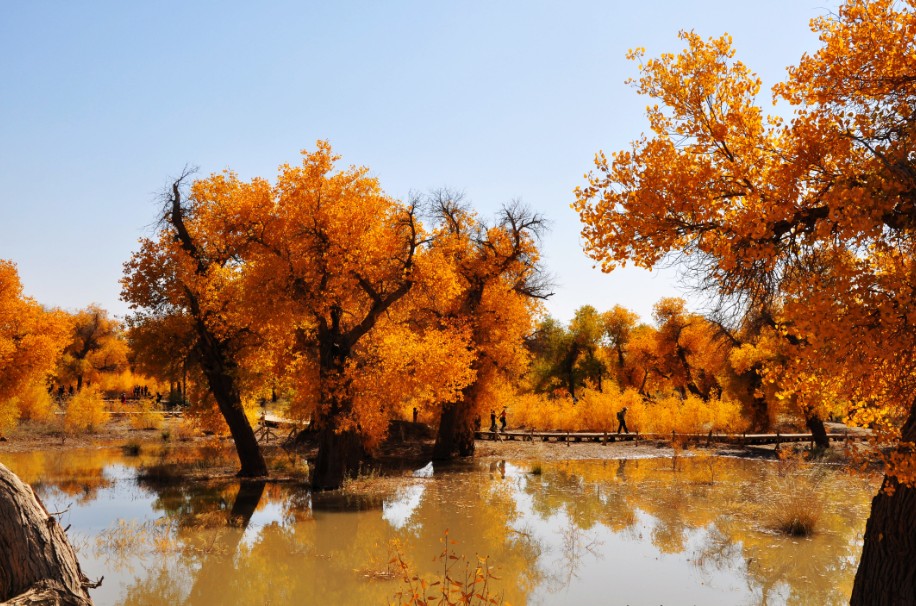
[123,142,544,451]
[0,260,70,434]
[575,0,916,464]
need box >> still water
[0,446,879,605]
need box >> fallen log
[0,463,94,605]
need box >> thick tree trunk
[432,391,478,461]
[0,463,93,606]
[851,400,916,604]
[312,427,365,490]
[805,414,830,449]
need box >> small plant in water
[389,529,504,606]
[765,452,825,537]
[529,463,543,475]
[121,441,141,456]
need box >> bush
[0,398,20,437]
[129,399,164,431]
[509,387,750,436]
[16,382,55,422]
[64,386,109,433]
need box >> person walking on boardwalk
[490,410,498,432]
[616,407,629,434]
[499,407,507,432]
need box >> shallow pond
[0,446,879,605]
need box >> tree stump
[0,463,93,605]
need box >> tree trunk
[737,367,769,432]
[432,389,478,461]
[746,396,769,433]
[851,399,916,604]
[206,375,267,478]
[196,333,267,478]
[805,414,830,449]
[0,463,93,606]
[312,427,365,490]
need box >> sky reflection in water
[0,447,879,606]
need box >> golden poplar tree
[0,260,70,434]
[573,1,916,599]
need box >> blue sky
[0,1,839,324]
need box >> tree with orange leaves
[0,260,70,435]
[239,145,477,488]
[57,304,128,392]
[421,191,549,460]
[574,1,916,599]
[122,169,270,477]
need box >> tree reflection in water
[521,456,877,605]
[0,447,879,605]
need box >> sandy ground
[474,436,679,461]
[0,416,189,453]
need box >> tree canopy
[573,1,916,600]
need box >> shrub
[390,530,504,606]
[64,386,109,433]
[16,382,55,422]
[129,399,164,431]
[0,397,20,437]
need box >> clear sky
[0,1,839,324]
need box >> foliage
[64,386,109,433]
[573,0,916,476]
[0,260,70,435]
[510,387,747,435]
[13,381,56,423]
[129,399,165,431]
[57,304,129,391]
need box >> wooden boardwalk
[474,429,868,446]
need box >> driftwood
[0,463,94,605]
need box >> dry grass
[763,454,825,537]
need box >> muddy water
[0,447,879,605]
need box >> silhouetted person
[156,392,163,405]
[499,408,507,432]
[616,407,629,434]
[489,410,498,432]
[412,407,418,424]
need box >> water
[0,446,879,605]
